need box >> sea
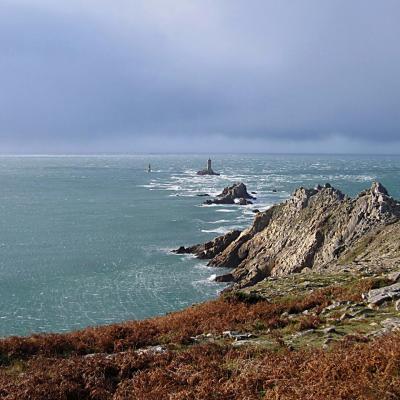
[0,154,399,337]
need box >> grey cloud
[0,0,399,152]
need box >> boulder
[222,331,254,341]
[380,318,400,331]
[322,326,336,334]
[215,273,234,282]
[365,282,400,306]
[388,271,400,283]
[136,345,167,356]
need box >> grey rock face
[365,282,400,306]
[185,182,400,289]
[322,326,337,334]
[222,331,254,341]
[197,169,220,176]
[173,230,241,259]
[381,318,400,330]
[388,271,400,283]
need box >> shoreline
[1,181,400,397]
[3,180,400,339]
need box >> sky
[0,0,399,154]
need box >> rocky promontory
[204,182,255,205]
[182,182,400,288]
[173,230,241,259]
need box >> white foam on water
[201,227,230,234]
[191,274,223,290]
[157,247,179,255]
[215,209,237,213]
[193,263,210,271]
[168,250,197,260]
[242,209,258,215]
[197,203,219,208]
[168,192,200,197]
[181,253,197,260]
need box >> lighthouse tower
[207,158,212,173]
[197,158,220,175]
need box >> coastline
[1,154,399,337]
[2,181,400,398]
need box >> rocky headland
[181,181,400,289]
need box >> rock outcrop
[184,182,400,289]
[204,183,255,205]
[364,282,400,307]
[173,230,241,259]
[197,169,220,176]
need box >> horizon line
[0,152,399,157]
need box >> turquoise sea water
[0,154,399,337]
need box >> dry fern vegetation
[1,270,400,399]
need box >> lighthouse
[207,158,212,173]
[197,158,220,176]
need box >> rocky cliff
[180,182,400,289]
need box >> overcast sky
[1,0,399,154]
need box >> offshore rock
[204,182,255,206]
[187,182,400,289]
[197,169,220,176]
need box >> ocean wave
[170,252,197,260]
[201,227,231,234]
[193,263,210,270]
[191,274,227,297]
[191,275,220,289]
[157,247,177,255]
